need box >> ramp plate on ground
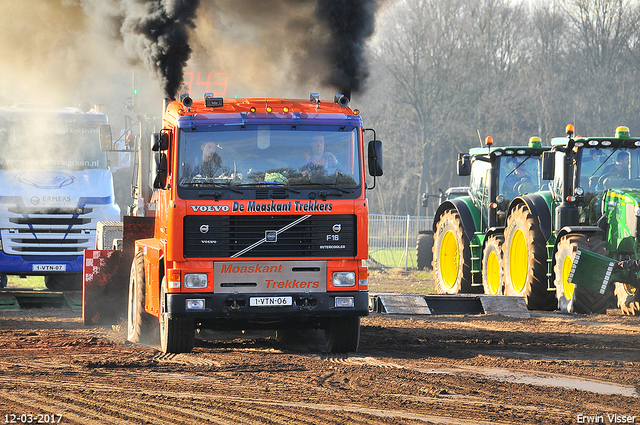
[478,295,530,318]
[0,293,20,309]
[377,294,431,315]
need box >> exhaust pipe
[162,98,171,120]
[334,93,350,107]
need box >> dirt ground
[0,274,639,425]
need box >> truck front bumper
[0,252,83,274]
[165,291,368,327]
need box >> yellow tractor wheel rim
[562,255,575,300]
[486,251,501,295]
[440,230,459,289]
[509,229,528,293]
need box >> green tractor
[508,125,640,314]
[432,137,551,305]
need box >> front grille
[2,207,97,256]
[184,214,356,258]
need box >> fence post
[404,214,410,270]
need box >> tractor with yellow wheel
[523,125,640,315]
[432,137,551,303]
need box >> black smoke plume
[120,0,200,100]
[314,0,380,97]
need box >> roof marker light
[529,136,542,148]
[566,124,575,136]
[616,126,630,139]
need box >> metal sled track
[0,289,82,310]
[368,293,530,318]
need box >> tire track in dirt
[0,374,497,425]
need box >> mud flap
[83,250,128,325]
[83,216,155,326]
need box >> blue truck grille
[1,208,96,255]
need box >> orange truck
[83,93,383,353]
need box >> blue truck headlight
[184,273,208,288]
[332,271,356,287]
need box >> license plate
[249,296,293,307]
[32,264,66,272]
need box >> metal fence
[366,214,433,270]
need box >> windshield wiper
[293,181,352,194]
[235,182,301,194]
[182,181,243,194]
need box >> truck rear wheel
[324,316,360,353]
[503,204,555,310]
[127,252,158,345]
[160,278,195,354]
[416,232,434,270]
[614,282,639,315]
[554,234,613,314]
[432,210,473,294]
[482,234,504,295]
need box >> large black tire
[324,316,360,353]
[45,274,82,291]
[554,234,613,314]
[614,282,639,315]
[503,203,556,310]
[0,274,7,289]
[160,278,195,353]
[127,252,158,345]
[416,232,434,270]
[482,234,504,295]
[432,210,473,294]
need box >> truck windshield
[178,126,361,189]
[0,123,107,170]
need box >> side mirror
[542,151,555,180]
[153,154,168,189]
[367,140,383,177]
[152,132,169,152]
[457,153,471,176]
[99,125,113,151]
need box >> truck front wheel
[482,234,504,295]
[614,282,639,315]
[324,316,360,353]
[554,234,613,314]
[127,252,158,344]
[160,278,195,354]
[503,204,555,310]
[432,210,473,294]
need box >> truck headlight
[332,271,356,287]
[186,299,205,311]
[184,273,208,288]
[335,296,355,308]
